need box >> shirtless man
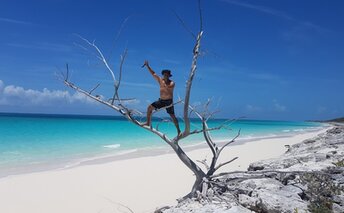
[142,60,181,135]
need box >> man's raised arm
[143,60,160,82]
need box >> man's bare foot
[141,122,150,127]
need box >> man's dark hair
[161,69,172,77]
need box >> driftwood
[62,0,239,199]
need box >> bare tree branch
[190,116,244,136]
[107,97,136,103]
[102,196,134,213]
[205,110,221,122]
[76,34,117,85]
[197,159,210,171]
[189,125,225,135]
[152,100,183,115]
[197,0,203,32]
[214,157,238,172]
[108,16,131,61]
[65,63,70,81]
[210,169,335,180]
[89,83,101,94]
[182,31,203,138]
[218,129,241,156]
[111,48,128,105]
[171,9,197,40]
[202,118,217,157]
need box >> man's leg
[144,105,155,126]
[169,113,181,135]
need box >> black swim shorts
[151,98,175,114]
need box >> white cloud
[0,80,95,106]
[163,59,181,65]
[246,104,261,112]
[273,100,286,112]
[7,42,72,52]
[249,73,280,81]
[221,0,293,21]
[0,17,32,25]
[317,106,327,114]
[0,80,4,91]
[221,0,331,35]
[121,81,156,89]
[282,21,332,45]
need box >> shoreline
[0,126,332,213]
[71,125,328,167]
[0,124,328,179]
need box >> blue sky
[0,0,343,121]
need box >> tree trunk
[170,143,206,197]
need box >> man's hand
[142,60,159,82]
[142,60,149,68]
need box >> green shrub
[300,172,343,213]
[332,159,344,167]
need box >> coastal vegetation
[327,117,344,123]
[300,170,343,213]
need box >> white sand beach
[0,127,330,213]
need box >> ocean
[0,113,325,177]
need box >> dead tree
[62,1,239,200]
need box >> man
[142,60,181,135]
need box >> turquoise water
[0,113,323,176]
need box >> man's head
[161,69,172,79]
